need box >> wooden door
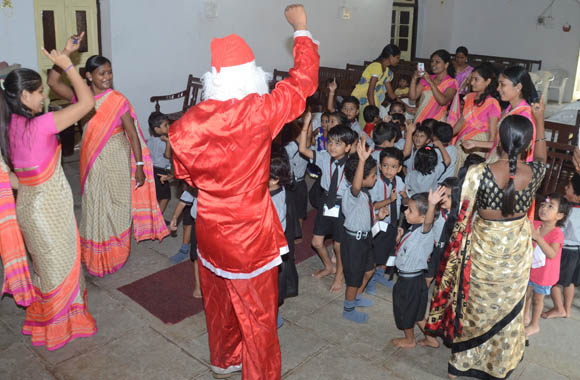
[391,5,415,61]
[33,0,99,89]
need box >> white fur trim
[293,30,319,45]
[211,364,242,375]
[198,246,288,280]
[201,61,272,101]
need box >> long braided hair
[498,114,533,216]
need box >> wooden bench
[150,75,202,121]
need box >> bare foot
[193,288,202,299]
[524,317,531,326]
[541,308,568,319]
[312,267,335,278]
[525,325,540,337]
[417,336,440,348]
[329,278,343,292]
[417,320,426,334]
[448,374,457,379]
[391,337,416,348]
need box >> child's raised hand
[405,119,416,134]
[64,31,85,55]
[356,136,372,160]
[531,95,545,122]
[42,48,73,70]
[284,4,307,31]
[302,109,312,127]
[378,206,389,220]
[428,186,446,205]
[328,78,337,92]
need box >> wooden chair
[544,119,578,146]
[150,75,202,120]
[538,141,575,197]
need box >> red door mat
[118,210,319,325]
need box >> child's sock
[343,300,369,323]
[375,267,395,288]
[354,294,374,307]
[277,311,284,329]
[366,274,377,295]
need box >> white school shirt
[395,225,434,272]
[370,175,404,224]
[180,190,198,219]
[311,150,349,199]
[564,205,580,247]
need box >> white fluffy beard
[201,61,273,101]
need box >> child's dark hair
[430,49,455,78]
[341,96,360,110]
[433,122,453,144]
[473,63,499,106]
[499,115,534,216]
[363,105,379,123]
[0,68,43,167]
[380,147,404,167]
[328,124,356,146]
[321,111,331,120]
[414,125,433,141]
[414,146,438,175]
[389,100,405,114]
[542,193,571,228]
[419,118,437,132]
[329,111,348,126]
[344,155,377,184]
[463,154,485,170]
[439,177,459,210]
[391,113,405,125]
[410,192,430,216]
[570,173,580,196]
[373,122,399,146]
[270,149,291,186]
[148,111,169,137]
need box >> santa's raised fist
[285,4,307,31]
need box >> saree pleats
[16,148,96,350]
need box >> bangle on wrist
[535,137,546,142]
[135,161,145,166]
[64,64,74,73]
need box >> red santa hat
[210,34,255,73]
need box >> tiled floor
[1,152,580,379]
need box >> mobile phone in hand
[417,62,425,76]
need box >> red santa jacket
[170,35,319,278]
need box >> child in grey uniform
[433,121,457,182]
[391,191,439,348]
[340,136,389,323]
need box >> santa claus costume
[169,6,319,379]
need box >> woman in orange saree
[48,39,169,277]
[2,48,97,350]
[452,63,501,171]
[409,50,460,125]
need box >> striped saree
[13,145,97,350]
[414,75,460,125]
[80,90,168,277]
[0,157,35,306]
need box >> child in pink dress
[524,193,570,338]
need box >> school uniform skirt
[393,272,428,330]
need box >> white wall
[102,0,394,137]
[416,0,580,102]
[0,2,38,70]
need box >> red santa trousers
[199,263,281,379]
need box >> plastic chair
[547,68,569,104]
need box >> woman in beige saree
[426,108,547,379]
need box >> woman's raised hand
[531,95,545,123]
[42,48,73,70]
[64,31,85,55]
